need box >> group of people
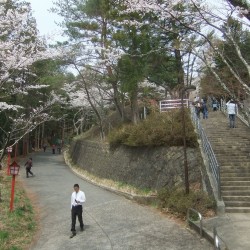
[23,97,239,239]
[193,96,238,128]
[193,97,209,119]
[43,143,62,154]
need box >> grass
[0,163,37,250]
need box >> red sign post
[9,161,20,212]
[6,146,12,175]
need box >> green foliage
[157,188,215,219]
[0,171,37,250]
[9,247,22,250]
[108,109,198,147]
[0,231,9,241]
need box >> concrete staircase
[201,111,250,213]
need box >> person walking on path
[70,184,86,238]
[42,143,47,152]
[25,157,34,178]
[52,144,56,154]
[226,99,238,128]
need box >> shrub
[157,188,215,219]
[108,109,198,147]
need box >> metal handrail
[190,107,221,200]
[213,227,229,250]
[187,208,203,237]
[187,208,228,249]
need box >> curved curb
[63,150,157,206]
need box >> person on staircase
[201,101,208,119]
[212,99,219,111]
[226,99,238,128]
[195,101,201,118]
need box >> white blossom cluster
[0,1,64,152]
[0,2,59,86]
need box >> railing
[187,208,228,250]
[191,107,221,200]
[213,227,229,250]
[187,208,203,237]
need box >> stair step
[221,186,250,191]
[221,168,250,173]
[225,207,250,213]
[221,181,250,186]
[219,161,250,165]
[223,196,250,202]
[221,177,250,181]
[217,158,250,161]
[220,164,250,168]
[216,152,250,155]
[222,190,250,196]
[221,173,250,178]
[221,166,250,170]
[199,110,250,213]
[224,201,250,207]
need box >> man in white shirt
[226,99,238,128]
[70,184,86,238]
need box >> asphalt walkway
[202,213,250,250]
[20,150,212,250]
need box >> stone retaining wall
[69,139,209,191]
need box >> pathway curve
[20,151,212,250]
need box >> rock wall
[69,139,208,190]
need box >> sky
[26,0,64,41]
[26,0,249,42]
[27,0,226,36]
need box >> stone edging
[63,150,157,205]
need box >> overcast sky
[26,0,245,40]
[26,0,64,41]
[27,0,226,35]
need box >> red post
[15,143,17,160]
[9,175,16,212]
[6,150,11,175]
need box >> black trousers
[71,205,84,232]
[26,167,33,177]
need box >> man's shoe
[70,233,76,238]
[80,227,84,232]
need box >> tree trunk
[131,87,139,124]
[174,48,185,87]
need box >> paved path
[20,151,212,250]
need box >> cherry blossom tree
[0,0,63,159]
[227,0,250,20]
[62,66,113,138]
[119,0,250,99]
[52,0,126,122]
